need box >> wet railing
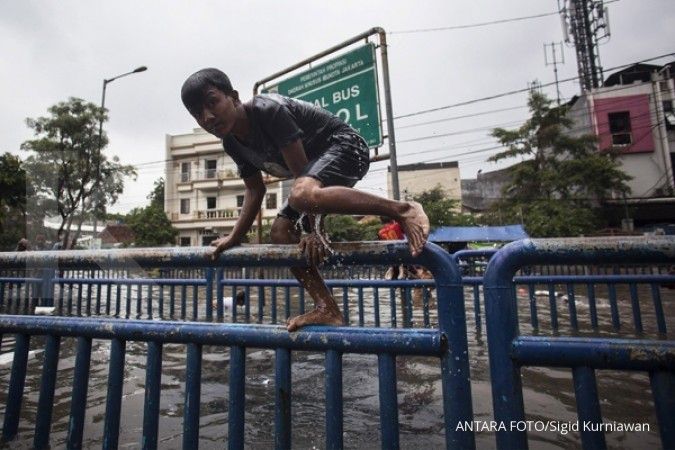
[483,237,675,450]
[0,243,473,450]
[0,270,437,328]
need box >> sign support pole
[377,31,401,200]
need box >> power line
[389,11,560,35]
[392,51,675,120]
[116,60,675,173]
[388,0,622,35]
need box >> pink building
[565,62,675,226]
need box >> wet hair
[180,68,234,112]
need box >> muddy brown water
[0,279,673,449]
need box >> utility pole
[560,0,610,93]
[544,42,565,106]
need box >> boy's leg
[270,216,344,331]
[288,177,429,257]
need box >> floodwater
[0,274,673,449]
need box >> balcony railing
[195,169,238,181]
[196,208,240,219]
[177,169,239,185]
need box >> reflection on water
[0,278,673,449]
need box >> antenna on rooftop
[544,42,565,105]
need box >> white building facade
[165,128,285,246]
[388,161,462,202]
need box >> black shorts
[278,131,370,228]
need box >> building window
[266,193,277,210]
[201,235,218,246]
[180,198,190,214]
[664,100,675,131]
[236,195,245,208]
[206,196,216,210]
[608,111,632,146]
[179,237,191,247]
[205,159,217,179]
[180,162,191,182]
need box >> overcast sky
[1,0,673,213]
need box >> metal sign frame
[253,27,401,201]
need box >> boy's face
[189,87,238,138]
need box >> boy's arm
[210,171,266,260]
[280,139,309,176]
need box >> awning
[428,225,528,243]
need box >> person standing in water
[181,68,429,331]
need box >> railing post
[2,334,30,442]
[103,338,126,450]
[485,248,529,450]
[67,336,93,449]
[430,247,476,450]
[34,335,61,449]
[229,345,246,450]
[183,343,202,449]
[325,350,343,450]
[275,348,292,449]
[40,268,55,307]
[142,341,163,449]
[206,268,214,321]
[650,371,675,449]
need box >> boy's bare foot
[400,201,430,257]
[286,306,344,332]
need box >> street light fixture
[93,65,148,238]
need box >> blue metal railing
[0,242,474,450]
[1,268,439,327]
[483,236,675,450]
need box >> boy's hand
[210,235,238,261]
[299,232,331,267]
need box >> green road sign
[264,43,382,147]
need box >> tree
[0,153,29,249]
[21,98,136,248]
[125,205,178,247]
[413,186,475,228]
[325,215,380,242]
[246,215,380,244]
[120,177,177,247]
[148,177,165,209]
[486,91,631,237]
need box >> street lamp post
[93,66,147,239]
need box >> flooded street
[0,278,672,449]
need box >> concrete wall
[388,162,461,201]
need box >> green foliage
[0,153,28,250]
[413,186,475,228]
[20,97,137,247]
[245,215,379,244]
[487,91,631,237]
[484,199,598,238]
[247,219,273,244]
[325,215,380,242]
[148,177,165,209]
[125,204,178,247]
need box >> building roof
[603,63,663,87]
[428,224,528,242]
[99,224,135,245]
[389,161,458,172]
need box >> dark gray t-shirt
[223,94,353,178]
